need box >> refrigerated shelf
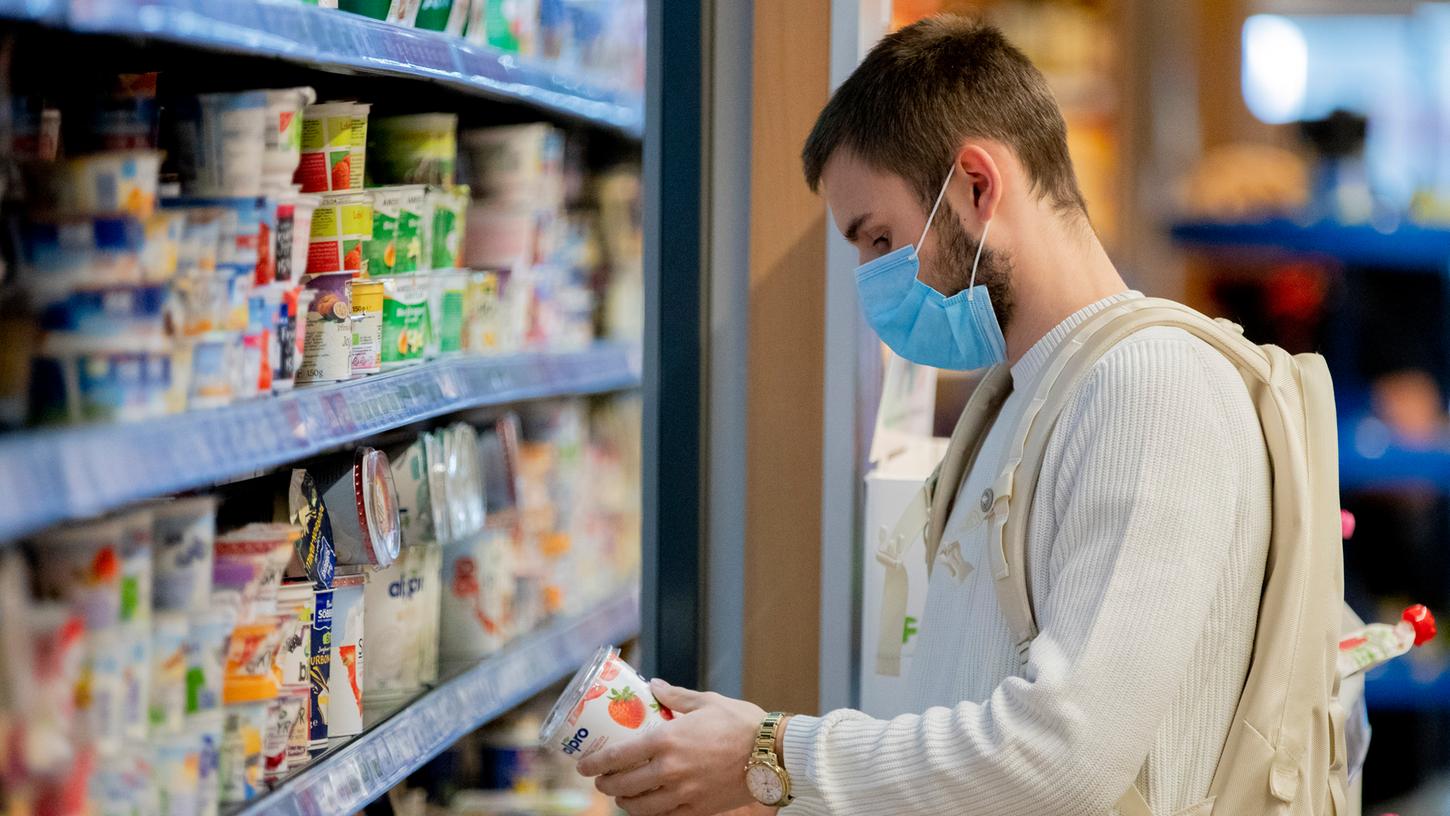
[0,343,640,543]
[1170,219,1450,271]
[0,0,643,136]
[230,587,640,816]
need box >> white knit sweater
[781,291,1272,816]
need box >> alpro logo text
[561,727,589,755]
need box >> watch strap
[755,711,785,759]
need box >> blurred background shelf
[0,343,641,544]
[1171,219,1450,271]
[0,0,644,135]
[1363,655,1450,711]
[1339,415,1450,492]
[230,587,640,816]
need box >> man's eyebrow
[844,212,871,244]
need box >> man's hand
[576,679,768,816]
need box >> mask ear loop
[966,219,991,302]
[914,164,955,253]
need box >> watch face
[747,763,786,805]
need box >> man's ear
[952,144,1002,226]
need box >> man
[579,16,1270,816]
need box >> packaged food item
[388,435,441,547]
[119,622,152,743]
[349,103,371,191]
[423,430,454,545]
[150,730,201,816]
[440,526,515,662]
[191,708,224,816]
[362,543,437,701]
[214,523,300,622]
[364,186,403,277]
[445,423,487,539]
[1339,604,1437,677]
[379,275,431,368]
[183,92,268,198]
[221,619,283,705]
[263,688,308,784]
[427,184,468,270]
[151,495,219,613]
[278,193,320,285]
[36,150,163,218]
[350,278,384,375]
[416,542,442,686]
[185,607,236,715]
[32,518,127,630]
[285,685,311,772]
[218,701,267,804]
[149,610,190,737]
[261,88,318,194]
[315,448,402,568]
[327,573,366,741]
[428,269,467,355]
[462,269,503,352]
[307,191,372,275]
[274,582,314,690]
[368,115,457,187]
[91,73,159,151]
[286,469,338,589]
[296,102,362,193]
[308,586,334,753]
[82,630,130,757]
[28,333,173,425]
[183,331,242,409]
[540,646,671,760]
[413,0,467,33]
[295,272,354,384]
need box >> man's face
[820,150,1015,331]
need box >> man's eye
[872,235,890,251]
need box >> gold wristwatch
[745,712,793,807]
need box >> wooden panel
[743,0,831,714]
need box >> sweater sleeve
[781,334,1255,816]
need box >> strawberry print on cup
[540,646,674,761]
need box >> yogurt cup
[315,448,401,568]
[362,542,437,700]
[32,517,127,630]
[274,582,315,690]
[540,646,672,761]
[191,709,224,816]
[49,150,163,218]
[440,526,515,663]
[349,278,384,375]
[261,88,317,194]
[187,93,267,198]
[29,333,173,426]
[296,272,354,384]
[184,330,242,409]
[296,102,361,193]
[338,0,401,21]
[308,585,334,752]
[348,103,370,190]
[184,606,236,715]
[364,187,402,277]
[427,184,467,270]
[150,495,219,613]
[387,436,437,547]
[214,523,300,622]
[263,688,308,784]
[369,115,457,187]
[327,572,366,741]
[149,610,190,736]
[416,0,467,33]
[307,192,372,275]
[150,730,201,816]
[218,701,267,804]
[445,423,487,540]
[462,269,503,353]
[423,430,454,545]
[428,269,467,356]
[120,621,153,744]
[379,275,431,368]
[278,192,320,284]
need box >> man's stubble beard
[934,201,1014,334]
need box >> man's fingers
[650,678,710,713]
[596,759,666,798]
[577,729,661,777]
[618,786,688,816]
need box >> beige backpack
[874,297,1351,815]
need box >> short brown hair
[802,16,1086,215]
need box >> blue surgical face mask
[854,166,1007,370]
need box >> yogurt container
[315,448,401,568]
[278,192,320,284]
[379,275,431,368]
[184,606,236,715]
[149,610,190,736]
[327,572,366,741]
[362,542,438,700]
[261,88,317,194]
[48,150,163,218]
[369,115,457,187]
[307,191,372,275]
[29,333,173,426]
[428,269,468,355]
[120,621,153,744]
[445,423,487,540]
[32,517,127,630]
[364,186,403,277]
[285,469,338,589]
[296,102,362,193]
[415,0,467,33]
[150,495,219,613]
[187,92,267,198]
[184,330,241,409]
[540,646,672,761]
[428,184,468,270]
[462,269,503,353]
[214,523,300,622]
[348,104,370,190]
[274,582,315,691]
[83,629,130,757]
[296,272,353,384]
[150,730,200,816]
[388,435,440,547]
[308,586,334,752]
[440,526,515,663]
[338,0,403,20]
[191,709,224,816]
[263,689,308,784]
[350,278,384,375]
[218,701,267,804]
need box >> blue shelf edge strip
[233,588,641,816]
[0,343,641,543]
[1170,219,1450,271]
[0,0,643,137]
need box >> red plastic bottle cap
[1401,605,1436,646]
[1341,509,1355,540]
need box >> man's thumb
[650,678,707,713]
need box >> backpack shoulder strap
[988,297,1269,661]
[874,364,1011,676]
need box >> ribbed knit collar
[1009,290,1144,387]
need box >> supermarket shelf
[232,587,640,816]
[1339,416,1450,493]
[0,0,643,136]
[1171,219,1450,271]
[0,343,640,543]
[1363,655,1450,711]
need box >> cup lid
[540,644,618,746]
